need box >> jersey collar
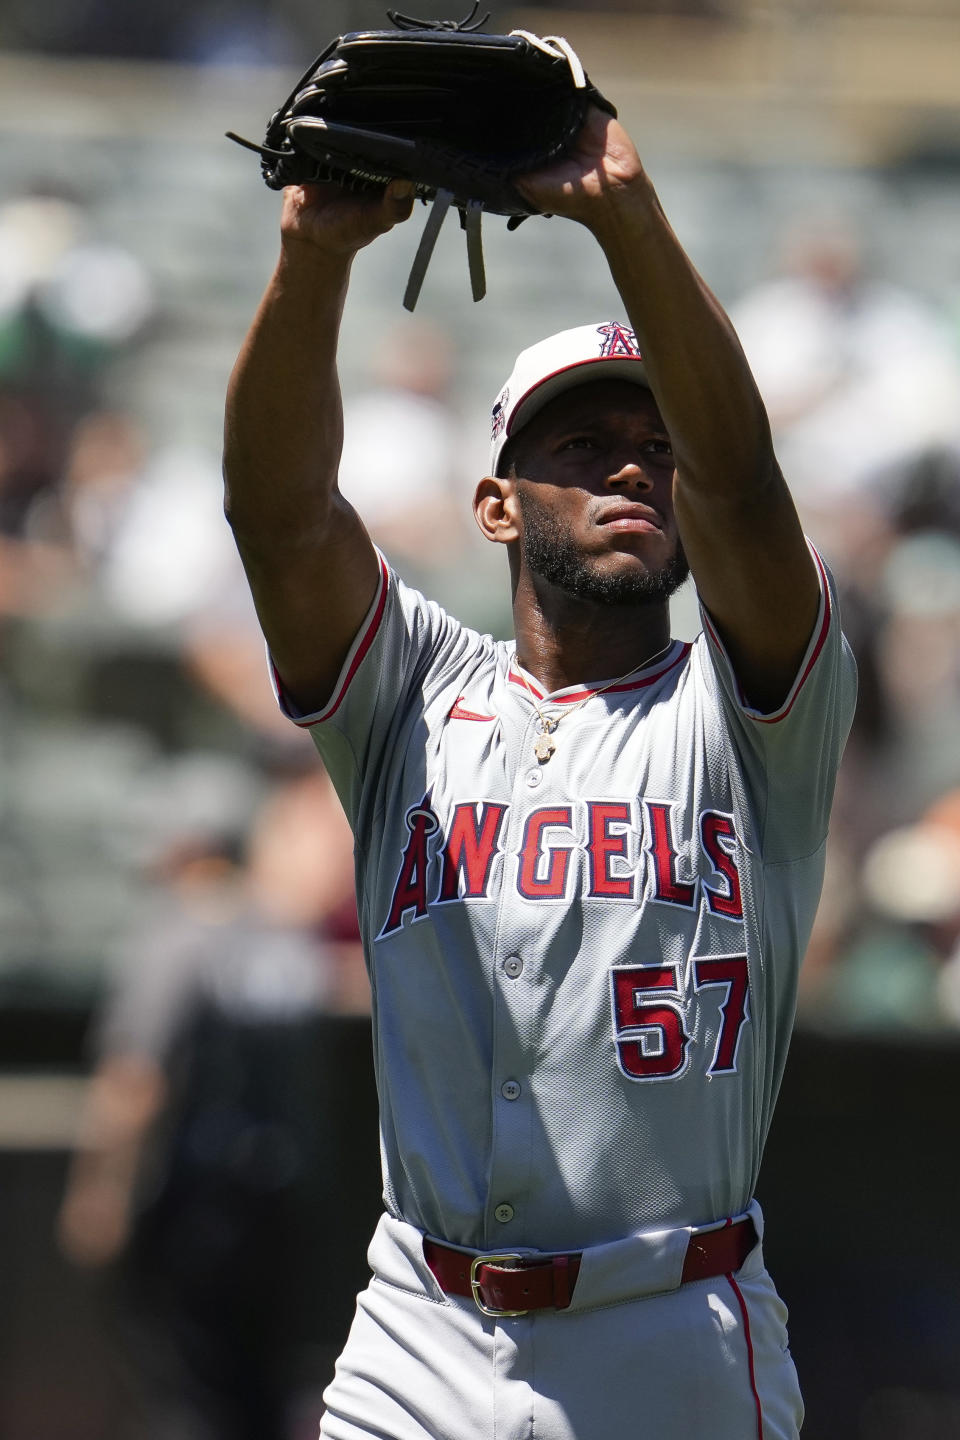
[507,640,689,705]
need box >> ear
[473,474,521,546]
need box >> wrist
[579,170,662,244]
[275,236,353,302]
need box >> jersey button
[500,1079,521,1101]
[525,768,543,789]
[503,956,524,979]
[494,1203,515,1224]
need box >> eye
[559,434,598,451]
[643,439,674,458]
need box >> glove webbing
[400,28,585,309]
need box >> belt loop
[552,1253,572,1310]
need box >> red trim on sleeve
[278,552,390,728]
[727,1274,765,1440]
[703,545,832,725]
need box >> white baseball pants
[319,1204,803,1440]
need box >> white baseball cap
[489,320,650,476]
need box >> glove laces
[387,4,491,31]
[507,31,587,89]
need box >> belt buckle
[469,1252,528,1317]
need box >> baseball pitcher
[224,86,856,1440]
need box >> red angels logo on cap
[597,322,641,358]
[491,388,509,440]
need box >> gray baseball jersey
[273,544,856,1255]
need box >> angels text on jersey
[380,793,743,934]
[378,791,749,1086]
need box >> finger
[511,174,554,214]
[296,180,342,206]
[384,178,416,222]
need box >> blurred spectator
[0,190,154,432]
[879,445,960,542]
[926,790,960,1026]
[94,442,237,630]
[338,319,469,568]
[0,191,155,620]
[182,578,317,752]
[796,446,960,1021]
[0,407,147,621]
[24,410,149,572]
[1,407,316,770]
[803,795,960,1035]
[875,528,960,815]
[337,316,509,633]
[57,765,368,1439]
[729,221,960,1036]
[730,216,960,518]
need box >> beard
[516,487,690,607]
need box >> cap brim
[508,356,650,439]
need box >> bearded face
[516,479,690,607]
[500,379,688,609]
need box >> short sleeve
[268,553,491,826]
[695,544,858,864]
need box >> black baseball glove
[227,5,615,310]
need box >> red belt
[424,1217,756,1317]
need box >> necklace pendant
[534,731,557,763]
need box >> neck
[512,586,672,694]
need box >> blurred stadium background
[2,1,960,1437]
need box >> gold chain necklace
[515,640,675,764]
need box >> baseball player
[224,104,856,1439]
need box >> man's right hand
[224,178,415,720]
[280,179,415,258]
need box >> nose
[605,458,652,491]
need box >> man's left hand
[514,109,646,227]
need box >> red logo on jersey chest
[448,697,496,722]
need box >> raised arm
[516,111,819,712]
[223,180,413,715]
